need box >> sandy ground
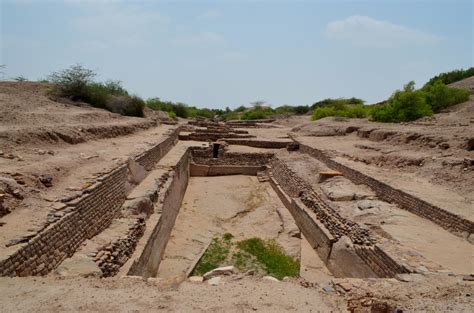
[0,275,345,312]
[0,271,472,312]
[158,175,301,279]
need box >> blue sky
[1,0,473,108]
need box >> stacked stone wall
[297,143,474,237]
[0,127,181,277]
[127,149,191,278]
[94,218,146,277]
[0,166,127,276]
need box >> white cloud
[72,3,170,48]
[325,15,442,48]
[173,32,223,46]
[197,9,221,20]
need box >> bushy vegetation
[146,97,223,119]
[311,97,364,109]
[311,98,368,120]
[424,67,474,88]
[370,80,469,122]
[424,80,470,113]
[48,64,144,117]
[193,234,299,280]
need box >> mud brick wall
[0,127,181,277]
[269,158,375,246]
[223,139,292,149]
[192,150,274,166]
[179,132,254,142]
[0,166,127,277]
[94,218,146,277]
[135,127,181,170]
[128,149,191,278]
[297,143,474,238]
[354,245,409,278]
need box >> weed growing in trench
[193,234,299,280]
[238,238,300,280]
[193,233,233,275]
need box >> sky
[1,0,473,109]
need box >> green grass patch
[237,238,300,280]
[193,233,233,275]
[192,234,299,280]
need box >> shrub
[105,95,144,117]
[13,76,28,82]
[311,103,368,120]
[168,111,177,119]
[424,80,470,113]
[370,81,432,122]
[48,64,96,100]
[311,97,364,109]
[424,67,474,88]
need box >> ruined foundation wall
[297,143,474,238]
[0,128,181,277]
[269,157,408,278]
[0,166,127,277]
[127,149,191,278]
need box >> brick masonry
[296,142,474,239]
[269,156,409,278]
[0,127,181,277]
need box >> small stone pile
[92,218,146,277]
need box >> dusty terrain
[0,80,473,312]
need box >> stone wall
[269,158,375,246]
[297,143,474,238]
[135,128,180,170]
[127,149,191,278]
[0,127,181,277]
[192,149,274,166]
[94,218,146,277]
[0,166,127,277]
[269,157,409,278]
[190,164,264,176]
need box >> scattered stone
[207,276,221,286]
[334,281,353,292]
[395,273,424,282]
[5,233,36,247]
[39,175,53,187]
[438,142,450,150]
[262,276,279,282]
[322,285,335,293]
[12,189,24,199]
[51,202,67,211]
[462,274,474,281]
[127,158,147,184]
[203,266,235,280]
[188,276,204,283]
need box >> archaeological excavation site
[0,80,473,312]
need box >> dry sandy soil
[1,80,473,312]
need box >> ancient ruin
[0,81,473,311]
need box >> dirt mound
[0,81,170,146]
[448,76,474,94]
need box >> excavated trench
[3,123,469,282]
[120,144,390,280]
